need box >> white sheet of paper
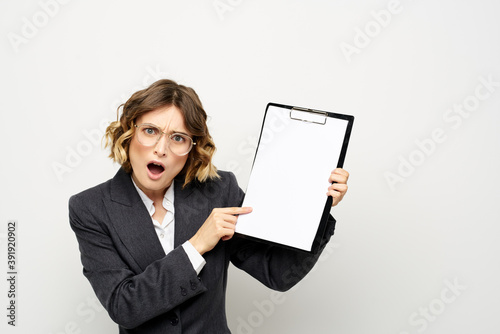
[236,105,349,251]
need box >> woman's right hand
[189,207,253,255]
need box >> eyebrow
[171,131,191,137]
[140,123,192,137]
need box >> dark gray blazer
[69,168,336,333]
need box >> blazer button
[190,280,197,290]
[170,316,179,326]
[180,287,187,296]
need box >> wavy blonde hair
[104,79,219,187]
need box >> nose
[154,134,169,157]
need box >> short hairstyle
[104,79,219,187]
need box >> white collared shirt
[131,177,206,275]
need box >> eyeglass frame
[134,123,196,156]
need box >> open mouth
[147,162,165,175]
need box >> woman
[69,79,349,333]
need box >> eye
[171,134,186,143]
[143,127,159,136]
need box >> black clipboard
[235,103,354,252]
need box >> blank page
[236,105,349,251]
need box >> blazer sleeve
[226,172,337,292]
[69,193,207,329]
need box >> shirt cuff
[182,241,206,275]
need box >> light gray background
[1,1,499,333]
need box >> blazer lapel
[173,177,210,248]
[105,168,166,272]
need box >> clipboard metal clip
[290,107,328,125]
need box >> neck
[131,174,171,203]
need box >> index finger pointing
[219,207,253,215]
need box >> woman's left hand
[327,168,349,207]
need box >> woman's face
[129,105,190,199]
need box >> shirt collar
[131,177,175,217]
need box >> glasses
[134,123,196,156]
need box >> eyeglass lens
[136,124,193,156]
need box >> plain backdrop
[1,1,499,333]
